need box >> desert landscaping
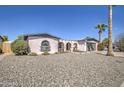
[0,52,124,87]
[0,5,124,88]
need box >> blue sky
[0,5,124,41]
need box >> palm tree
[107,5,114,56]
[95,24,107,43]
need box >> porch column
[64,43,66,52]
[84,42,87,51]
[95,43,98,51]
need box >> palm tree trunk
[99,32,102,43]
[107,5,114,56]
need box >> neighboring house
[24,33,99,54]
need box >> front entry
[73,43,77,52]
[66,43,71,51]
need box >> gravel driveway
[0,53,124,87]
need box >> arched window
[41,40,50,52]
[58,42,64,52]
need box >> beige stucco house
[24,33,99,54]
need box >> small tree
[98,43,104,51]
[102,38,109,47]
[11,35,29,55]
[97,38,109,51]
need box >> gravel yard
[0,53,124,87]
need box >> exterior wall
[28,36,59,54]
[78,42,87,51]
[27,36,98,54]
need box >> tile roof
[24,33,60,40]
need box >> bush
[11,40,29,56]
[42,52,50,55]
[98,43,104,51]
[28,52,38,56]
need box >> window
[41,40,50,52]
[58,42,64,52]
[58,42,64,48]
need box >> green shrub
[97,38,109,51]
[98,43,104,51]
[42,52,50,55]
[11,40,29,56]
[28,52,38,56]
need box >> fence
[2,41,12,54]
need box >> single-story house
[24,33,99,54]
